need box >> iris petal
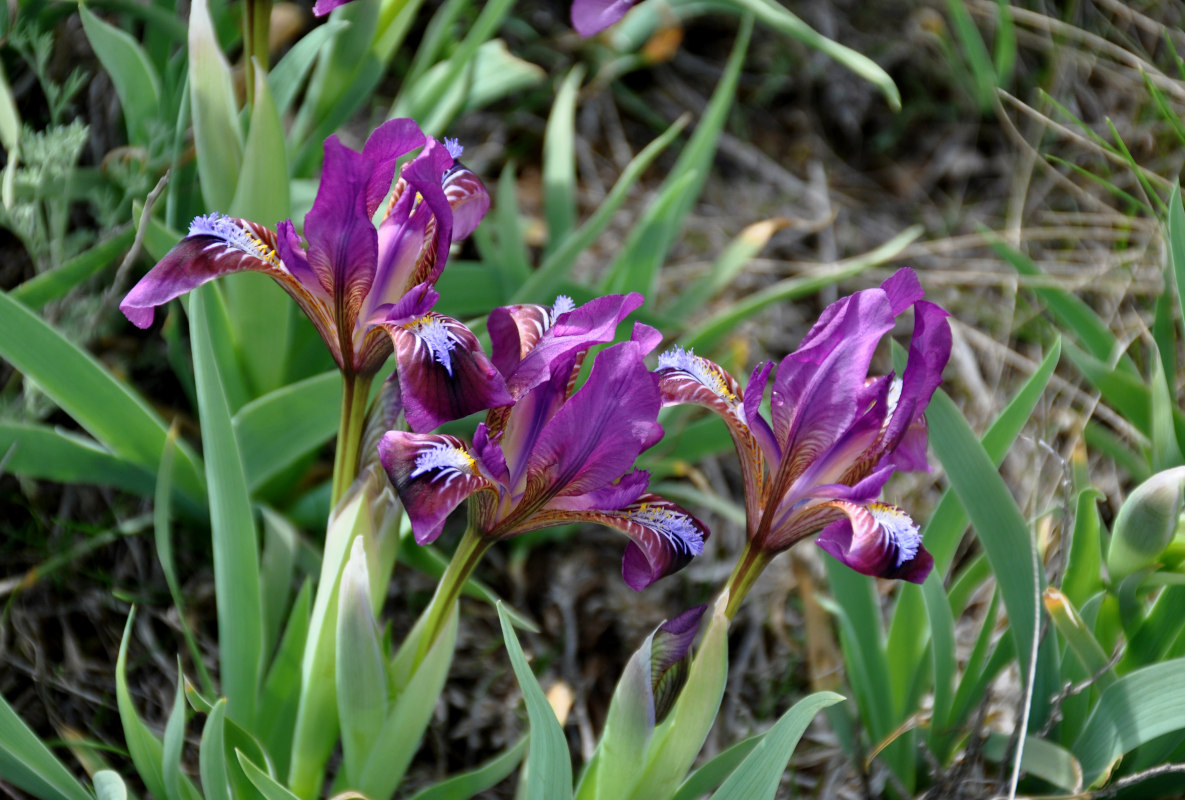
[570,0,638,35]
[378,432,493,544]
[815,500,933,584]
[383,313,512,433]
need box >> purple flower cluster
[123,114,949,595]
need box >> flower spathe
[379,294,710,591]
[120,119,509,432]
[656,268,950,584]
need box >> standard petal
[570,0,637,35]
[529,340,662,500]
[312,0,353,15]
[401,138,456,287]
[443,161,490,241]
[303,136,380,338]
[815,501,933,584]
[493,293,645,397]
[361,118,427,218]
[879,299,951,456]
[377,432,492,543]
[122,215,306,328]
[382,313,512,433]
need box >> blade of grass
[927,388,1040,682]
[190,286,263,728]
[406,737,528,800]
[498,602,573,800]
[542,66,583,257]
[602,15,752,298]
[512,115,688,303]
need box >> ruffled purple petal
[528,340,662,500]
[547,469,650,511]
[571,0,637,36]
[879,299,951,456]
[381,313,512,433]
[815,500,932,584]
[492,293,645,397]
[362,119,428,218]
[615,496,709,590]
[377,432,492,544]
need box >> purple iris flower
[120,119,509,433]
[378,293,709,590]
[570,0,639,36]
[655,268,950,583]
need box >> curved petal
[815,500,933,584]
[493,293,645,397]
[547,468,650,511]
[443,161,490,242]
[377,431,492,543]
[381,313,512,433]
[121,215,314,328]
[303,135,380,338]
[401,138,456,287]
[571,0,637,36]
[656,346,768,529]
[650,604,707,723]
[879,299,951,457]
[312,0,353,15]
[528,340,662,500]
[361,119,427,218]
[612,496,709,590]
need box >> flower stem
[722,539,774,620]
[330,373,373,510]
[241,0,272,104]
[415,524,492,667]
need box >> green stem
[330,373,373,510]
[415,524,492,667]
[242,0,273,105]
[722,539,774,620]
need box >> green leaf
[116,611,201,800]
[0,62,19,210]
[79,4,162,144]
[542,66,583,255]
[498,602,573,800]
[927,389,1040,681]
[666,218,786,319]
[234,370,341,492]
[0,691,93,800]
[0,422,155,496]
[189,0,244,210]
[337,538,390,784]
[258,580,312,782]
[199,701,232,800]
[226,61,294,399]
[715,0,899,109]
[259,507,300,654]
[983,733,1083,793]
[1062,488,1105,609]
[406,737,528,800]
[191,286,263,728]
[236,750,303,800]
[1167,183,1185,331]
[921,572,956,749]
[0,291,204,503]
[669,735,762,800]
[161,663,189,800]
[1073,658,1185,786]
[357,607,458,799]
[602,16,752,298]
[269,20,350,118]
[709,692,844,800]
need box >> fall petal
[377,432,492,543]
[383,313,511,433]
[122,215,306,328]
[815,501,932,584]
[443,160,491,241]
